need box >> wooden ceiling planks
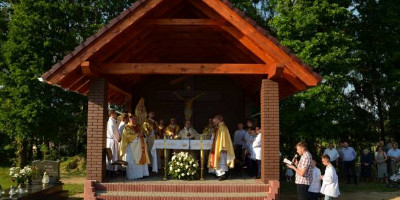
[41,0,322,102]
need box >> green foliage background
[0,0,399,166]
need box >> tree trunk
[17,137,28,167]
[375,89,386,141]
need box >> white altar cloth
[150,139,212,172]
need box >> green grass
[63,183,84,196]
[0,166,13,189]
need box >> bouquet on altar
[168,152,199,180]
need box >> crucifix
[155,76,222,122]
[174,91,204,121]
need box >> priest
[208,115,235,181]
[165,118,180,139]
[201,118,214,140]
[120,114,150,179]
[142,111,159,169]
[179,121,198,140]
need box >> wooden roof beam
[267,65,284,80]
[81,61,99,78]
[98,63,269,75]
[108,83,132,101]
[143,19,229,26]
[43,0,165,83]
[201,0,320,86]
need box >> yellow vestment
[208,122,235,169]
[165,124,180,138]
[120,123,150,165]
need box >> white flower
[176,162,180,165]
[172,156,176,160]
[185,165,189,169]
[190,161,193,164]
[192,172,195,175]
[193,163,198,167]
[177,169,180,172]
[180,163,183,166]
[169,167,173,171]
[181,173,185,177]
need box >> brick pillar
[260,79,280,183]
[86,78,108,182]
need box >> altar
[150,139,213,173]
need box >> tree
[350,0,400,141]
[0,0,135,167]
[267,0,363,152]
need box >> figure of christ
[174,92,205,121]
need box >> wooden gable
[41,0,322,104]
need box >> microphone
[292,154,298,163]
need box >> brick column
[86,78,108,182]
[260,79,280,183]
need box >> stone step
[95,182,270,193]
[95,191,268,200]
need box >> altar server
[106,109,121,171]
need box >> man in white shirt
[388,142,400,175]
[106,109,121,171]
[233,123,246,160]
[179,121,198,139]
[251,127,262,179]
[323,143,340,168]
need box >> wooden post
[260,79,280,183]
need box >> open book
[283,158,293,165]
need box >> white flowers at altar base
[168,151,200,180]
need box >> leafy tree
[350,0,400,141]
[267,0,362,151]
[0,0,134,167]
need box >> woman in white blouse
[321,155,340,200]
[308,158,321,200]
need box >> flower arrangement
[10,165,35,184]
[168,152,199,180]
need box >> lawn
[0,166,12,189]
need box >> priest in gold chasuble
[142,111,159,168]
[165,118,180,139]
[208,115,235,180]
[120,114,150,180]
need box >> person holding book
[286,141,313,200]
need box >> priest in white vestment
[179,121,199,140]
[106,109,121,171]
[120,114,151,180]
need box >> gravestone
[31,160,60,184]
